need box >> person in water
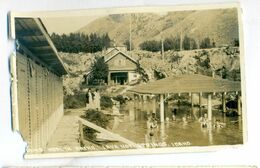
[182,116,188,124]
[214,119,226,128]
[147,113,158,136]
[172,108,177,121]
[199,113,208,128]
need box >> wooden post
[160,94,165,123]
[222,92,227,113]
[199,92,202,117]
[79,120,84,144]
[207,94,212,122]
[152,95,156,114]
[238,95,242,116]
[190,93,194,114]
[107,72,111,85]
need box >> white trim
[105,51,137,64]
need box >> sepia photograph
[9,4,245,158]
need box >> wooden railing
[78,117,142,149]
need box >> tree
[50,32,111,53]
[182,35,191,50]
[139,40,161,52]
[164,37,175,51]
[124,39,134,51]
[90,56,109,84]
[200,37,212,49]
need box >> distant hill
[77,8,239,48]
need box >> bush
[100,95,113,109]
[168,52,181,63]
[154,69,166,80]
[113,95,126,105]
[81,109,110,139]
[64,92,86,109]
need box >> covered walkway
[128,74,242,122]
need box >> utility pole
[161,38,165,62]
[129,13,132,55]
[180,30,183,51]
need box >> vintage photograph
[10,4,245,158]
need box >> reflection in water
[110,99,243,147]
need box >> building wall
[128,71,140,82]
[16,52,64,153]
[106,52,137,71]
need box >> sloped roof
[105,51,138,64]
[128,74,241,94]
[105,47,120,56]
[15,18,67,76]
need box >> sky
[41,15,103,35]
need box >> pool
[108,99,243,147]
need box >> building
[105,47,140,85]
[11,18,67,153]
[84,46,140,85]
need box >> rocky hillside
[60,47,240,96]
[77,8,239,47]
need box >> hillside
[77,8,239,48]
[61,47,240,96]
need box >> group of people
[146,107,226,132]
[86,88,101,110]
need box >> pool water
[108,99,243,147]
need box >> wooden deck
[45,114,81,153]
[45,108,139,153]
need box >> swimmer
[199,113,208,128]
[172,108,177,121]
[214,119,226,128]
[182,116,188,124]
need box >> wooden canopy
[15,18,67,76]
[128,74,241,95]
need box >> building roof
[15,18,67,76]
[105,51,138,65]
[105,47,120,56]
[128,74,241,95]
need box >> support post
[160,94,165,123]
[207,94,212,122]
[190,93,194,114]
[222,92,226,113]
[152,95,156,114]
[107,72,111,85]
[237,95,242,116]
[199,92,202,116]
[79,120,84,144]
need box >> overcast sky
[41,15,103,35]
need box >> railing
[78,117,142,149]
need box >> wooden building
[11,18,67,153]
[84,47,140,85]
[105,48,139,85]
[129,74,242,123]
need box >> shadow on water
[109,98,243,147]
